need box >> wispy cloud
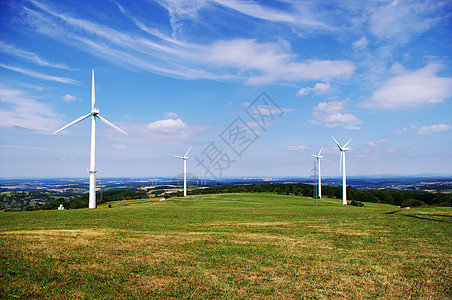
[211,0,332,29]
[164,112,179,118]
[0,63,78,84]
[418,124,452,135]
[366,139,386,147]
[20,1,353,85]
[0,41,70,69]
[368,0,440,44]
[0,88,62,133]
[352,37,369,50]
[361,64,452,109]
[112,144,127,149]
[286,145,311,152]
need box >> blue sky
[0,0,451,179]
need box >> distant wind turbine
[311,147,323,198]
[332,136,351,205]
[172,146,192,196]
[54,70,128,209]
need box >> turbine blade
[332,136,342,150]
[318,146,323,156]
[184,145,192,158]
[53,113,91,134]
[344,139,352,148]
[172,155,184,159]
[339,151,343,174]
[96,115,128,135]
[310,154,317,158]
[91,70,95,110]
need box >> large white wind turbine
[332,136,351,205]
[172,146,192,196]
[311,147,323,198]
[54,70,128,209]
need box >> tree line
[166,183,452,207]
[4,182,451,211]
[37,190,148,210]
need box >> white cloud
[297,87,310,96]
[361,64,452,109]
[164,112,179,118]
[62,94,77,102]
[147,118,188,134]
[297,82,330,96]
[312,101,361,129]
[313,82,330,95]
[0,63,78,84]
[0,88,61,133]
[120,118,210,145]
[208,39,355,85]
[286,145,311,152]
[418,124,452,135]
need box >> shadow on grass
[385,210,402,215]
[403,214,451,223]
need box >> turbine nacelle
[91,108,99,115]
[311,146,323,159]
[332,136,351,152]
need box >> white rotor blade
[344,139,352,148]
[172,155,184,159]
[91,69,95,111]
[318,146,323,156]
[96,115,128,135]
[53,113,91,135]
[310,154,317,158]
[332,136,342,150]
[339,151,343,174]
[184,145,192,158]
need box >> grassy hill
[1,193,451,299]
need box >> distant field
[0,193,450,299]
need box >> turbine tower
[332,136,351,205]
[311,147,323,198]
[172,146,192,196]
[54,70,128,209]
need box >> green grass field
[1,193,451,299]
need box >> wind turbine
[332,136,351,205]
[311,147,323,198]
[54,70,128,209]
[172,146,192,196]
